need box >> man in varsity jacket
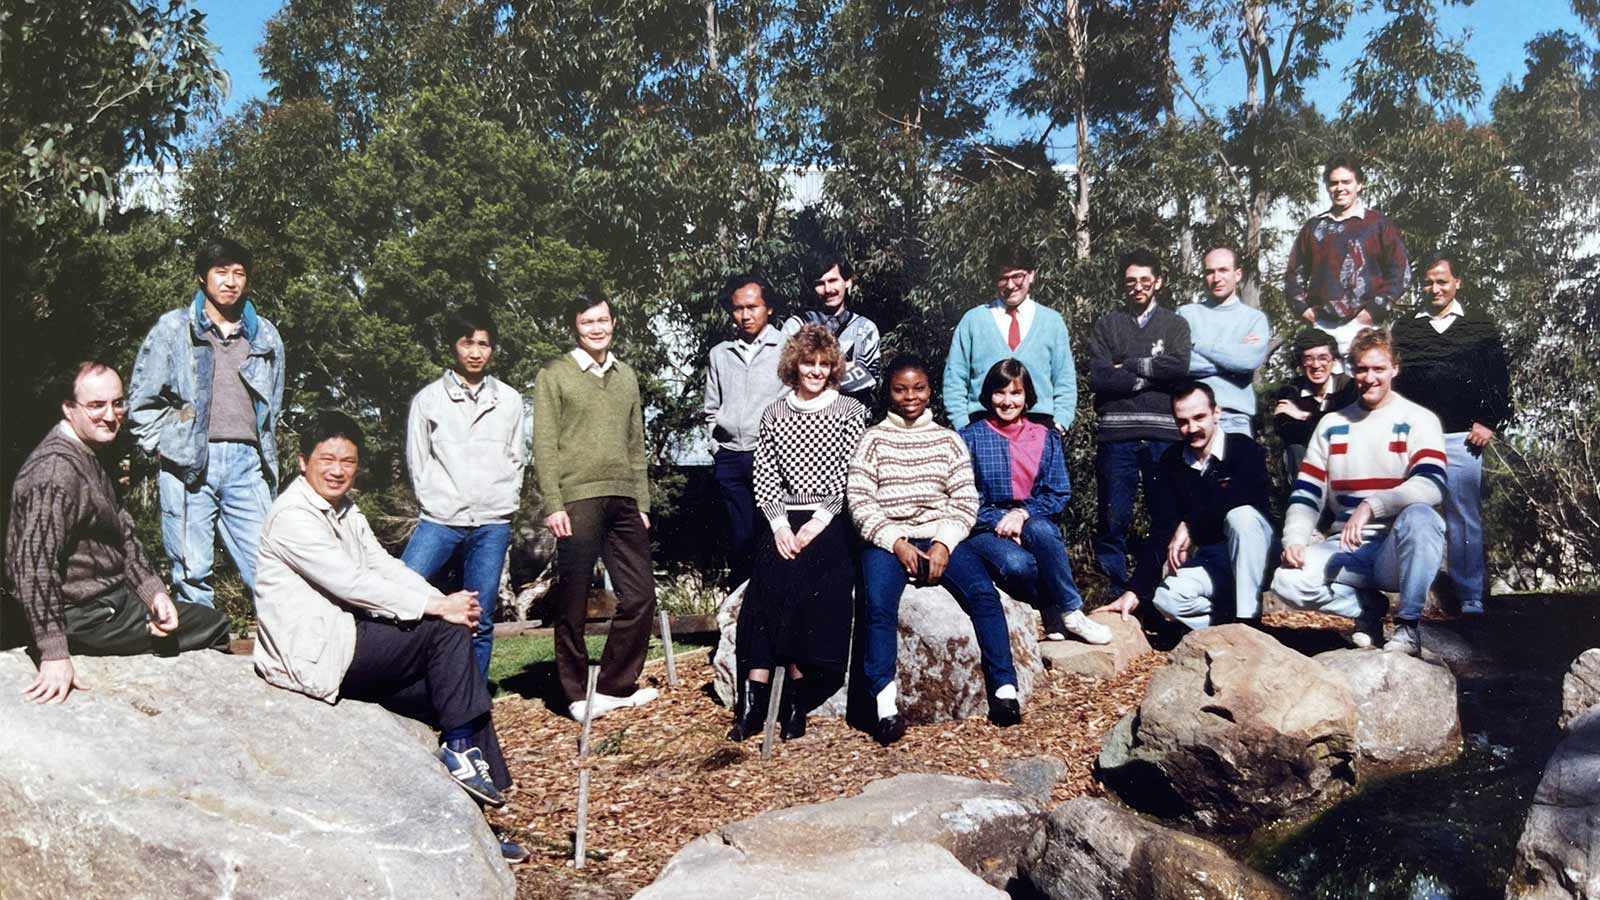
[1393,253,1512,615]
[1271,327,1447,655]
[783,251,881,409]
[1086,248,1192,601]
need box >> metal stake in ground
[658,609,678,688]
[575,664,598,869]
[760,667,786,760]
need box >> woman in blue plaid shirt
[957,360,1111,645]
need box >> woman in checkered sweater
[958,359,1111,646]
[728,325,868,744]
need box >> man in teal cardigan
[943,243,1077,432]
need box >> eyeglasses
[72,399,127,414]
[1122,277,1158,288]
[996,272,1029,286]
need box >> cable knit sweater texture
[847,410,979,552]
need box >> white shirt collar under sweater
[988,296,1037,344]
[569,347,616,376]
[786,388,839,412]
[1320,200,1368,223]
[1184,427,1227,471]
[1417,300,1465,334]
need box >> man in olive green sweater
[533,294,658,720]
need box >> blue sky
[198,0,1587,154]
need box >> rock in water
[1096,624,1358,833]
[1561,648,1600,731]
[1509,705,1600,899]
[713,583,1044,724]
[638,773,1044,898]
[0,649,513,899]
[1317,648,1462,775]
[1024,797,1291,899]
[1037,610,1151,681]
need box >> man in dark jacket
[1271,329,1357,483]
[1104,382,1274,629]
[1393,253,1512,615]
[1086,248,1191,599]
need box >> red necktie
[1007,308,1021,351]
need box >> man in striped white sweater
[1270,328,1447,655]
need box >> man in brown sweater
[6,362,229,703]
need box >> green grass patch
[487,634,669,697]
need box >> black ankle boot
[727,678,770,742]
[779,681,808,741]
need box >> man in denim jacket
[128,238,285,609]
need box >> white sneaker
[568,700,607,722]
[1062,609,1113,645]
[593,687,659,716]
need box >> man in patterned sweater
[6,362,229,704]
[1271,328,1447,655]
[1285,154,1410,358]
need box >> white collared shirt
[1321,200,1368,223]
[1135,301,1157,328]
[569,347,616,377]
[1418,300,1464,334]
[989,296,1037,345]
[1184,427,1228,472]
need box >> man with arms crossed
[1178,246,1271,436]
[1271,328,1447,655]
[8,362,229,703]
[534,294,658,721]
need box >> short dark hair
[1170,379,1216,409]
[1203,245,1242,270]
[1118,248,1163,280]
[882,353,932,393]
[978,359,1037,413]
[988,242,1038,274]
[718,273,776,312]
[298,410,365,457]
[1291,329,1340,360]
[445,305,497,348]
[193,238,253,278]
[806,250,854,284]
[1322,153,1365,184]
[565,292,609,331]
[54,360,115,406]
[1419,252,1463,280]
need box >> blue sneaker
[436,745,505,807]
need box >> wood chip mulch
[485,646,1168,898]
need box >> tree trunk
[705,0,718,72]
[1240,2,1266,309]
[1067,0,1091,260]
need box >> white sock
[994,684,1018,701]
[875,682,899,719]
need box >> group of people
[4,152,1512,857]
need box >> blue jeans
[1442,432,1486,604]
[401,520,512,681]
[1151,506,1274,630]
[1094,438,1176,596]
[712,449,758,589]
[158,440,272,608]
[962,516,1086,616]
[859,538,1017,698]
[1270,504,1447,622]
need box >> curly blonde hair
[776,324,844,390]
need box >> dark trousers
[63,586,230,656]
[712,449,758,589]
[341,616,510,790]
[551,496,657,703]
[1094,438,1176,596]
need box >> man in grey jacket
[128,238,285,609]
[401,306,532,680]
[704,274,787,589]
[254,412,523,859]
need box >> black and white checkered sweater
[753,391,869,530]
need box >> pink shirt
[986,417,1047,500]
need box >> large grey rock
[714,583,1045,724]
[1097,624,1359,833]
[1509,705,1600,899]
[1037,609,1152,681]
[0,649,513,900]
[638,773,1046,897]
[1561,649,1600,730]
[1001,755,1067,805]
[1024,797,1291,900]
[1317,648,1462,775]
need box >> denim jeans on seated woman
[858,538,1017,699]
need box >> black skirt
[735,511,855,675]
